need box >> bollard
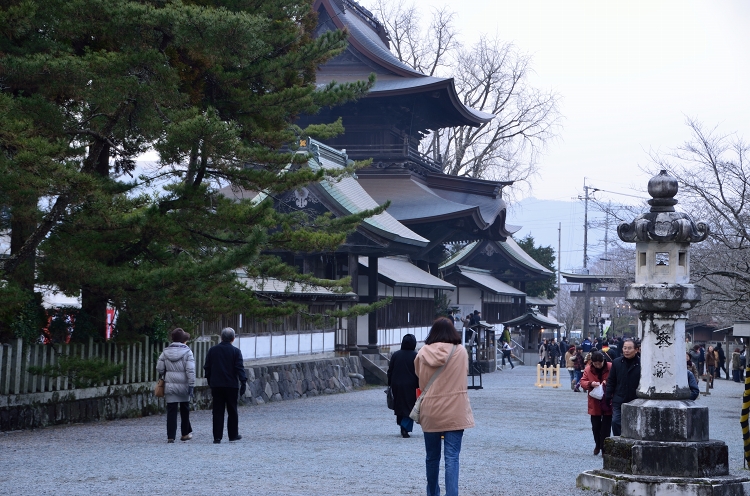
[700,373,712,396]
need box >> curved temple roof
[440,238,553,278]
[313,0,494,127]
[309,142,428,248]
[357,171,516,243]
[503,310,561,329]
[359,256,455,290]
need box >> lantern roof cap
[617,170,709,244]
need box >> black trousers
[590,414,612,450]
[211,387,239,441]
[166,402,191,440]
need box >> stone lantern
[577,170,750,495]
[619,169,706,401]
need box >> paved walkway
[2,365,748,495]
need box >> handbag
[600,396,613,415]
[589,383,604,400]
[385,387,394,410]
[409,345,457,424]
[154,378,165,398]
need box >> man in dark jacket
[605,338,640,436]
[204,327,247,444]
[716,343,728,379]
[547,338,560,366]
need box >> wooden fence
[0,338,215,395]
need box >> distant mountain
[507,197,608,273]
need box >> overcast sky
[364,0,750,204]
[358,0,750,270]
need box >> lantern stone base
[602,437,728,477]
[622,399,708,442]
[577,470,750,496]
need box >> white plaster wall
[231,332,335,360]
[357,314,369,345]
[447,287,481,310]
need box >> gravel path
[1,364,748,495]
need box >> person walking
[559,337,569,367]
[688,345,701,374]
[573,346,585,392]
[538,339,548,366]
[204,327,247,444]
[156,328,196,443]
[387,334,420,438]
[501,341,515,369]
[414,317,474,496]
[697,344,706,376]
[605,338,640,437]
[705,345,716,388]
[716,343,728,380]
[580,351,612,455]
[546,338,560,367]
[732,348,742,383]
[564,346,577,390]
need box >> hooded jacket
[156,343,196,403]
[414,343,474,433]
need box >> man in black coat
[387,334,419,438]
[605,338,640,436]
[716,343,728,379]
[204,327,247,444]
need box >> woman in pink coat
[414,317,475,496]
[579,351,612,455]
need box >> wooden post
[0,344,5,395]
[13,338,23,394]
[51,346,59,391]
[61,344,69,390]
[144,337,150,382]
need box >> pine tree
[516,234,557,299]
[0,0,375,341]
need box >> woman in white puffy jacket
[156,328,196,443]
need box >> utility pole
[580,179,600,270]
[557,222,562,338]
[579,179,599,339]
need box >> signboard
[733,321,750,337]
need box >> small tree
[649,119,750,323]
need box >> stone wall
[0,356,364,431]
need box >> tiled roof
[359,256,455,289]
[310,143,428,247]
[503,310,561,328]
[526,296,555,307]
[497,237,554,275]
[457,266,525,296]
[239,275,357,299]
[439,242,478,270]
[439,238,553,276]
[314,0,493,125]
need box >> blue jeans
[612,403,622,436]
[424,430,464,496]
[574,370,583,385]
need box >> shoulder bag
[385,387,394,410]
[409,345,457,424]
[154,376,165,398]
